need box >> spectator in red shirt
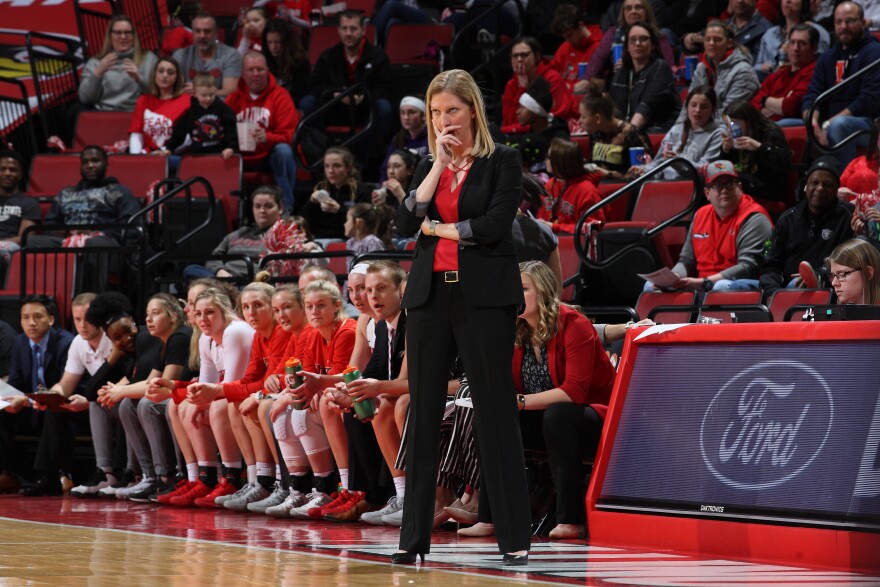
[547,5,603,95]
[226,52,299,211]
[539,138,604,234]
[502,37,579,134]
[129,57,191,155]
[751,24,818,126]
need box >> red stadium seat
[26,154,82,216]
[107,154,169,201]
[557,234,581,302]
[767,288,832,321]
[635,290,697,323]
[572,134,590,160]
[385,23,453,68]
[324,241,353,277]
[596,182,629,222]
[73,111,134,151]
[0,251,76,329]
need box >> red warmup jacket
[751,62,816,120]
[222,323,292,403]
[502,61,578,133]
[225,73,299,165]
[269,323,314,376]
[512,305,616,420]
[540,175,604,234]
[299,318,357,376]
[691,194,770,277]
[548,26,603,92]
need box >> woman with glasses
[826,239,880,304]
[608,22,679,133]
[501,37,579,135]
[78,15,158,113]
[583,0,674,92]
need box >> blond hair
[303,279,347,322]
[426,69,495,160]
[516,261,561,347]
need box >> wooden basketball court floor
[0,496,878,586]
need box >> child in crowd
[303,146,371,240]
[164,73,238,159]
[344,203,394,261]
[634,85,723,180]
[539,138,605,234]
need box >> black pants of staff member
[399,276,531,555]
[479,405,603,526]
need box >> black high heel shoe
[391,551,425,564]
[502,552,529,566]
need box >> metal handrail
[128,176,217,266]
[292,84,374,173]
[574,157,703,270]
[351,250,413,266]
[805,55,880,154]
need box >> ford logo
[700,360,833,490]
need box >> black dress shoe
[391,551,425,564]
[20,478,62,497]
[502,552,529,566]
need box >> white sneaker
[115,478,156,500]
[224,483,271,512]
[97,469,137,498]
[247,482,288,513]
[381,495,405,526]
[289,490,331,519]
[265,489,306,518]
[216,482,252,506]
[70,469,117,497]
[361,495,403,525]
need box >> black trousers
[480,404,602,525]
[399,277,531,555]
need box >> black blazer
[397,144,525,309]
[7,327,74,394]
[362,313,406,381]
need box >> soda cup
[629,147,646,167]
[342,365,376,420]
[684,55,698,81]
[578,62,587,79]
[285,358,306,410]
[612,43,624,64]
[836,60,846,84]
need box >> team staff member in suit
[394,69,531,566]
[0,295,75,496]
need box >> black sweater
[166,96,238,155]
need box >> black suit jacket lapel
[457,156,488,218]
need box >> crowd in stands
[3,0,880,543]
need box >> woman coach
[394,69,531,566]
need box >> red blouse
[432,166,467,272]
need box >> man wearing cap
[759,157,854,292]
[647,160,772,292]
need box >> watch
[702,278,713,292]
[516,394,526,411]
[821,120,832,131]
[429,219,439,236]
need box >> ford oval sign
[700,360,833,490]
